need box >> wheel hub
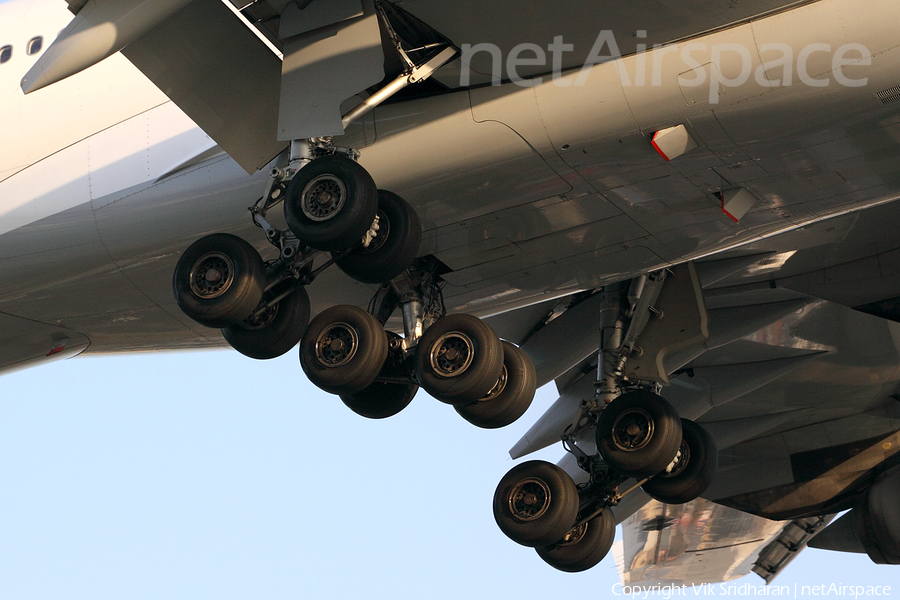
[662,441,690,478]
[430,332,475,378]
[509,477,552,522]
[315,322,359,367]
[477,365,508,403]
[611,408,654,452]
[301,175,347,222]
[189,252,235,299]
[556,521,589,547]
[239,301,278,331]
[361,209,390,253]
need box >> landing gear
[456,341,536,429]
[171,136,530,427]
[536,509,616,573]
[493,460,580,547]
[173,233,266,328]
[490,267,719,572]
[642,418,717,504]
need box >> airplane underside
[3,0,900,581]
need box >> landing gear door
[278,0,385,141]
[625,262,709,384]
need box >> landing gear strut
[491,268,718,572]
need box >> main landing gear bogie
[173,145,535,429]
[492,391,715,573]
[491,272,720,572]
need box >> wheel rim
[477,364,508,402]
[239,301,278,331]
[314,322,359,368]
[361,209,390,254]
[429,332,475,378]
[189,252,235,299]
[661,440,690,478]
[611,407,654,452]
[301,175,347,222]
[556,521,589,547]
[508,477,552,522]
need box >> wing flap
[620,498,785,587]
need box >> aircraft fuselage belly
[3,0,900,364]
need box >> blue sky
[0,349,897,600]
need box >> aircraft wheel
[335,190,422,284]
[596,390,683,479]
[642,419,717,504]
[493,460,580,548]
[222,286,311,360]
[300,305,388,395]
[341,381,418,419]
[455,341,536,429]
[415,314,504,405]
[536,509,615,573]
[173,233,266,328]
[284,154,378,252]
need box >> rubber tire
[222,286,311,360]
[335,190,422,284]
[493,460,580,548]
[642,419,717,504]
[455,341,536,429]
[340,382,418,420]
[300,305,388,395]
[596,390,683,479]
[284,155,378,252]
[536,509,615,573]
[415,314,504,405]
[173,233,266,329]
